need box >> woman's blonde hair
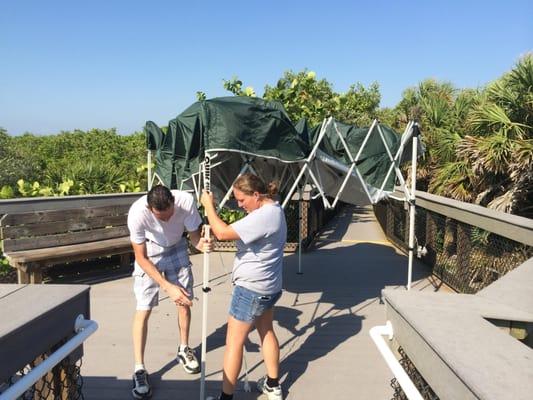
[233,173,278,199]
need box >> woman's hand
[200,190,215,209]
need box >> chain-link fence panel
[374,198,532,293]
[390,347,439,400]
[0,351,84,400]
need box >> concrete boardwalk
[82,205,441,400]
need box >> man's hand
[198,235,213,253]
[164,283,193,307]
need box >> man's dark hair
[147,185,174,210]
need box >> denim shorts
[229,285,282,323]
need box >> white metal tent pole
[407,123,420,290]
[147,150,152,190]
[330,119,377,207]
[298,186,303,275]
[200,154,211,400]
[282,117,332,209]
[375,121,414,202]
[219,162,252,209]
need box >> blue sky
[1,0,531,136]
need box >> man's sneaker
[132,369,152,399]
[257,375,283,400]
[177,346,200,374]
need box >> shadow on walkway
[276,241,430,392]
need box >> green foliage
[471,228,490,246]
[223,77,256,97]
[218,208,246,224]
[263,70,339,126]
[0,128,147,198]
[0,185,14,199]
[336,82,381,126]
[0,256,11,276]
[196,91,207,101]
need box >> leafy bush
[218,208,246,224]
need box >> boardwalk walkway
[81,205,443,399]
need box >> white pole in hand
[200,155,211,400]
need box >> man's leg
[222,316,253,395]
[176,304,200,373]
[177,304,191,345]
[132,310,152,366]
[132,309,153,399]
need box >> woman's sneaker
[257,375,283,400]
[132,369,152,399]
[177,346,200,374]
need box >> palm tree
[460,54,533,216]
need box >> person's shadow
[204,322,260,354]
[276,306,363,391]
[276,239,430,393]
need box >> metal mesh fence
[0,351,84,400]
[374,198,532,293]
[390,347,439,400]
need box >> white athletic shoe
[177,346,200,374]
[257,375,283,400]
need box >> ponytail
[234,173,278,199]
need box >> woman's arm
[200,191,240,241]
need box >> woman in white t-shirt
[201,173,286,400]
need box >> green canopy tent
[292,117,418,208]
[145,96,420,209]
[145,95,424,284]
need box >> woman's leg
[255,308,280,380]
[222,315,253,394]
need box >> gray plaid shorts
[133,239,193,310]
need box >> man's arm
[188,228,213,252]
[131,241,192,306]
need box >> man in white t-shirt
[127,185,211,399]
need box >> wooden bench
[0,205,133,284]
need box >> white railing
[369,322,423,400]
[0,315,98,400]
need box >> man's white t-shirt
[127,190,202,250]
[231,202,287,295]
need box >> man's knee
[135,309,152,322]
[177,304,192,315]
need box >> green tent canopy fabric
[145,96,309,191]
[145,96,418,206]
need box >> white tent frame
[277,118,419,288]
[146,119,420,289]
